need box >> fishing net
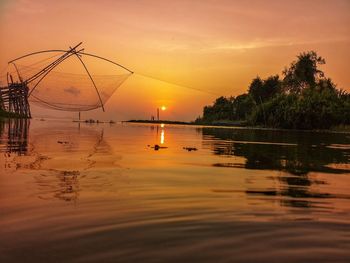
[2,50,132,112]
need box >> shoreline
[1,117,348,134]
[125,120,350,134]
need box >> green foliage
[202,96,235,122]
[339,92,350,124]
[250,88,345,129]
[248,75,281,103]
[248,77,263,102]
[197,51,350,130]
[234,94,255,120]
[283,51,325,93]
[197,94,255,123]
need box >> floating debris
[57,141,69,144]
[183,147,198,152]
[148,144,168,151]
[85,119,95,123]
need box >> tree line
[195,51,350,130]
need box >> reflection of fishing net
[4,50,132,111]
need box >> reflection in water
[0,120,116,202]
[31,126,114,202]
[151,124,166,145]
[34,170,80,202]
[202,128,350,175]
[160,128,165,144]
[0,118,29,155]
[203,128,350,208]
[0,122,350,262]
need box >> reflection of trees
[203,128,350,175]
[0,118,29,155]
[202,128,350,208]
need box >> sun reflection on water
[160,129,165,144]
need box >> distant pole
[157,108,160,121]
[79,111,81,121]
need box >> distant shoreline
[125,119,350,134]
[125,119,247,126]
[125,120,191,125]
[125,119,246,127]
[0,117,347,134]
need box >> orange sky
[0,0,349,121]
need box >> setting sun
[161,106,167,111]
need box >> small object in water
[40,118,45,121]
[183,147,198,152]
[151,144,168,151]
[57,141,69,144]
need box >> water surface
[1,119,350,262]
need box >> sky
[0,0,349,121]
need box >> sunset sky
[0,0,349,121]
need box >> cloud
[141,36,350,55]
[201,37,350,53]
[16,0,45,14]
[64,86,80,96]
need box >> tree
[283,51,325,93]
[248,77,263,103]
[234,94,255,120]
[202,96,235,122]
[248,75,281,103]
[198,50,349,130]
[316,78,336,92]
[261,75,281,101]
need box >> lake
[1,119,350,262]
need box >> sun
[161,106,167,111]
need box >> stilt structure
[0,118,30,155]
[0,43,84,118]
[0,42,133,117]
[0,81,31,118]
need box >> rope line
[2,45,219,113]
[134,72,220,96]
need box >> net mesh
[2,51,132,112]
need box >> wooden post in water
[0,82,31,118]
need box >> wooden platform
[0,82,31,118]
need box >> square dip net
[2,44,133,112]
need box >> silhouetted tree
[248,77,264,103]
[262,75,282,101]
[197,51,350,130]
[234,94,255,120]
[283,51,325,93]
[202,96,235,121]
[248,75,282,103]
